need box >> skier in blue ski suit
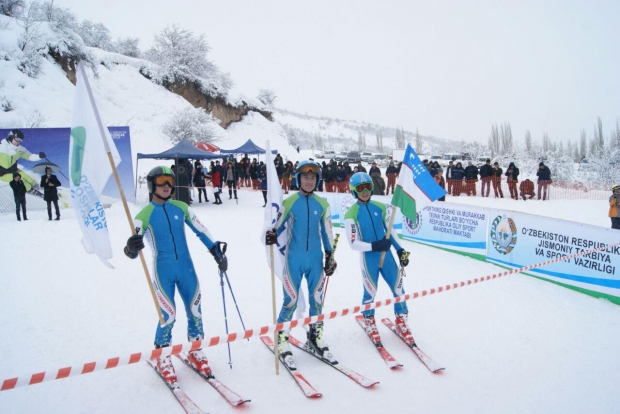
[345,172,411,336]
[265,160,337,360]
[124,166,228,384]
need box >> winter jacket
[609,194,620,218]
[465,165,479,180]
[479,164,493,179]
[386,165,399,175]
[40,174,61,201]
[335,168,347,182]
[505,164,519,181]
[193,169,206,187]
[491,166,503,180]
[520,180,534,194]
[371,173,385,195]
[536,166,551,181]
[323,167,335,182]
[451,165,465,180]
[369,166,381,176]
[9,178,27,199]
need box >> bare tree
[358,131,365,151]
[500,123,513,154]
[375,129,383,152]
[542,132,550,153]
[489,124,500,155]
[525,130,532,155]
[579,129,587,160]
[413,128,421,152]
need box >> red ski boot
[187,349,213,378]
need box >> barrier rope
[2,239,618,392]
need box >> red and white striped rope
[2,239,618,392]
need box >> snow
[1,193,619,414]
[1,15,619,414]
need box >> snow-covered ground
[1,192,618,414]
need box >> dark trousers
[47,199,59,219]
[197,188,208,202]
[15,196,26,220]
[611,217,620,230]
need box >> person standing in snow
[344,172,412,340]
[479,159,493,197]
[123,166,228,386]
[193,161,208,203]
[505,162,520,200]
[40,166,61,220]
[9,172,27,221]
[264,160,337,363]
[609,184,620,230]
[536,162,552,200]
[0,129,46,196]
[491,162,504,198]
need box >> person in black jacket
[536,162,552,200]
[193,161,208,203]
[335,164,348,193]
[9,171,27,221]
[491,162,504,198]
[451,162,465,196]
[445,160,455,196]
[386,161,398,195]
[323,164,335,192]
[225,159,238,200]
[40,166,61,220]
[464,161,479,196]
[505,162,520,200]
[479,159,493,197]
[368,162,381,176]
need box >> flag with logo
[68,62,121,268]
[261,141,305,317]
[392,144,447,225]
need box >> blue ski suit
[345,200,408,317]
[129,200,216,346]
[275,192,335,322]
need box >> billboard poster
[0,127,134,214]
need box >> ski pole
[222,270,249,340]
[219,269,233,369]
[322,233,340,305]
[217,242,233,368]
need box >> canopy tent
[219,139,277,155]
[135,139,221,200]
[194,142,220,152]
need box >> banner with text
[400,202,489,259]
[486,211,620,301]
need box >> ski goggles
[298,163,320,175]
[354,182,373,193]
[154,175,175,187]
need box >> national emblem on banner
[490,214,518,254]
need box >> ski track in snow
[1,192,619,414]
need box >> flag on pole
[261,141,306,318]
[391,144,447,225]
[68,62,121,268]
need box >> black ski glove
[210,241,228,271]
[371,238,392,252]
[324,251,337,276]
[265,228,277,245]
[397,249,410,267]
[39,152,46,158]
[124,234,144,258]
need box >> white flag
[261,141,306,318]
[68,62,121,268]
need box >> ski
[289,335,379,388]
[175,352,250,407]
[381,318,445,373]
[260,335,322,398]
[147,359,207,414]
[355,315,403,369]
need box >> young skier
[264,160,337,364]
[123,166,228,386]
[344,172,412,340]
[0,129,45,195]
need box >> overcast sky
[57,0,619,145]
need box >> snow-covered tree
[375,129,383,151]
[0,0,24,17]
[489,124,500,156]
[500,123,513,154]
[77,20,111,49]
[162,107,219,144]
[525,130,532,154]
[357,131,365,151]
[145,24,232,96]
[111,37,140,58]
[257,88,277,107]
[579,129,587,160]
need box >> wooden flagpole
[79,63,165,325]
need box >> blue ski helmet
[295,160,321,190]
[349,172,373,198]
